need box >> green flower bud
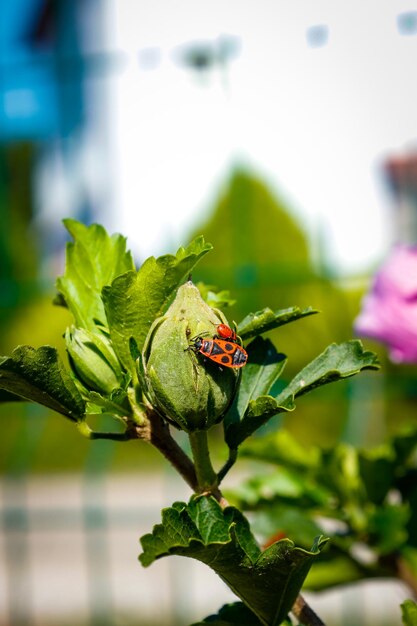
[142,282,239,432]
[65,326,123,395]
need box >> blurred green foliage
[188,166,359,350]
[0,291,187,474]
[0,145,39,324]
[1,164,415,474]
[226,425,417,598]
[189,167,368,445]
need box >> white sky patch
[103,0,417,273]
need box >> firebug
[188,336,248,369]
[215,323,237,342]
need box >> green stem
[127,387,147,426]
[77,421,132,441]
[217,447,238,484]
[188,430,218,493]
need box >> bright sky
[104,0,417,274]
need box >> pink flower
[354,245,417,363]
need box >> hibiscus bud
[66,326,123,394]
[142,282,239,432]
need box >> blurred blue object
[397,11,417,36]
[0,0,84,141]
[173,34,241,72]
[306,24,329,48]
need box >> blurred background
[1,0,417,624]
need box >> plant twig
[137,409,198,491]
[217,447,238,484]
[291,594,325,626]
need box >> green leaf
[191,602,268,625]
[401,600,417,626]
[401,476,417,547]
[139,496,327,626]
[0,389,25,403]
[246,504,324,551]
[304,554,366,591]
[225,396,294,449]
[227,341,379,447]
[393,427,417,466]
[102,237,212,372]
[56,220,135,329]
[229,468,331,509]
[237,306,318,340]
[319,445,363,505]
[86,391,130,417]
[224,337,286,443]
[0,346,85,421]
[240,429,320,472]
[277,340,379,402]
[358,447,395,505]
[195,282,236,309]
[368,504,409,555]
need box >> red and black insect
[189,336,248,369]
[215,323,237,342]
